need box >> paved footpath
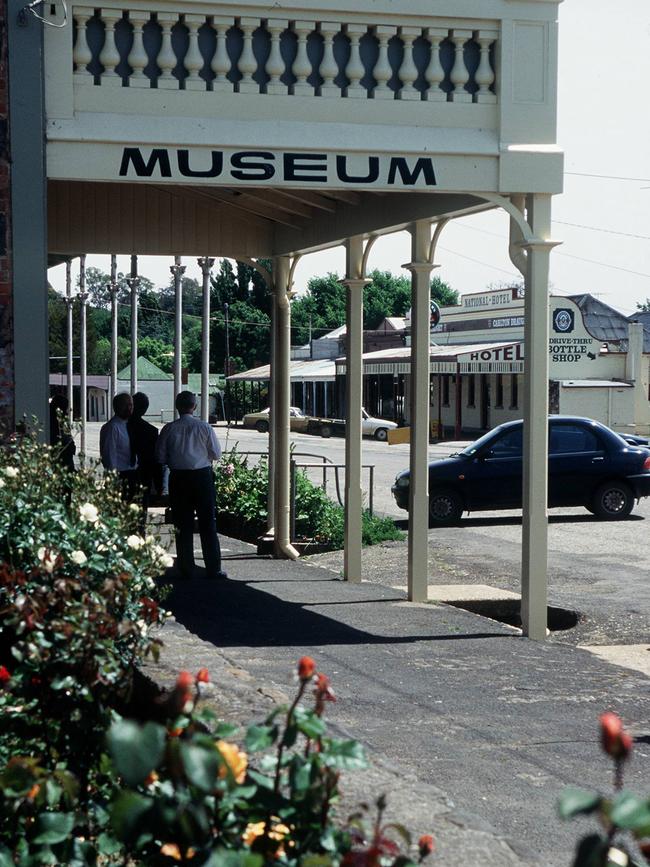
[144,535,650,867]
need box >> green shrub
[216,450,403,549]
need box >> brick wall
[0,0,13,435]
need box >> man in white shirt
[156,391,226,580]
[99,392,138,499]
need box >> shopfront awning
[336,341,525,375]
[227,358,336,383]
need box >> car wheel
[320,425,332,438]
[255,420,269,434]
[591,481,635,520]
[374,428,388,442]
[428,489,463,526]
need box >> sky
[48,0,650,317]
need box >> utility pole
[65,260,74,423]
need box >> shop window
[495,374,504,408]
[510,374,519,409]
[442,375,450,407]
[467,375,475,408]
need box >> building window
[510,374,519,409]
[467,375,475,407]
[442,375,450,407]
[495,374,504,408]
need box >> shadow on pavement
[395,513,644,530]
[164,572,512,649]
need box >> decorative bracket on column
[170,258,186,282]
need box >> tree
[431,275,459,307]
[78,266,153,310]
[636,299,650,313]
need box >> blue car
[391,416,650,525]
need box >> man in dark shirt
[129,392,162,524]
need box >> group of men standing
[100,390,226,581]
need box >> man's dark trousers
[169,467,221,578]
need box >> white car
[362,409,398,441]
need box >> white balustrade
[211,16,232,93]
[70,6,498,107]
[99,8,122,86]
[424,27,446,102]
[372,25,395,100]
[72,7,93,84]
[156,12,178,89]
[319,22,339,98]
[238,17,259,93]
[398,26,419,100]
[345,24,366,98]
[450,28,473,103]
[292,20,315,96]
[265,18,287,95]
[475,30,497,104]
[127,11,150,87]
[184,14,205,91]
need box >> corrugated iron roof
[569,294,650,352]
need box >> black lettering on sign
[231,151,276,181]
[283,153,327,183]
[387,157,436,186]
[119,148,172,178]
[336,155,380,184]
[177,149,224,178]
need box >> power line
[553,220,650,241]
[436,245,521,278]
[565,171,650,183]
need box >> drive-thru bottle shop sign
[457,297,602,376]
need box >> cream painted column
[170,256,186,413]
[198,256,214,421]
[272,256,299,559]
[267,282,277,533]
[65,261,74,423]
[127,255,139,394]
[405,222,433,602]
[79,255,88,456]
[109,254,118,398]
[342,236,369,582]
[520,194,558,639]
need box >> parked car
[391,416,650,525]
[243,407,397,440]
[242,407,309,434]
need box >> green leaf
[289,758,311,794]
[180,742,220,792]
[558,789,603,820]
[571,834,608,867]
[203,849,264,867]
[32,812,75,845]
[245,725,275,752]
[96,832,122,857]
[106,719,166,787]
[213,722,239,739]
[110,791,153,843]
[0,844,15,867]
[302,856,335,867]
[610,792,650,835]
[282,723,298,749]
[294,708,327,740]
[321,739,368,770]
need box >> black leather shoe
[205,570,228,580]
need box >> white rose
[145,535,155,545]
[71,550,87,566]
[127,535,145,550]
[38,547,58,574]
[97,543,108,553]
[153,545,174,568]
[0,478,5,489]
[79,503,99,524]
[4,467,18,479]
[129,503,140,513]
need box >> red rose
[195,668,210,684]
[600,712,633,760]
[418,834,435,857]
[176,671,194,691]
[297,656,316,681]
[0,666,10,685]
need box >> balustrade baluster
[156,12,178,89]
[292,21,315,96]
[127,11,150,88]
[397,26,420,100]
[265,19,288,95]
[475,30,497,103]
[423,27,446,101]
[319,22,339,98]
[450,28,472,102]
[238,17,259,93]
[73,7,94,84]
[211,16,233,92]
[345,24,366,98]
[372,25,395,100]
[184,14,206,90]
[99,8,122,86]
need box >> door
[547,421,607,505]
[464,425,523,510]
[480,377,491,430]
